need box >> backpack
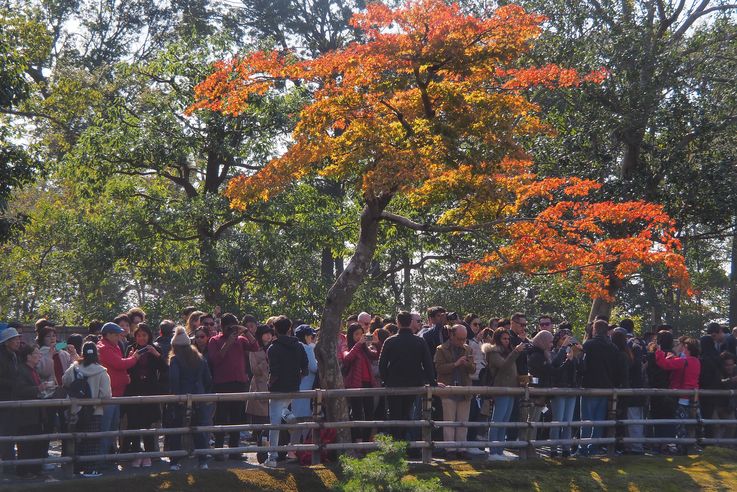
[67,367,93,421]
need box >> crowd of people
[0,306,736,479]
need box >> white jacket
[37,346,72,384]
[62,361,112,416]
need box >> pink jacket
[97,339,137,397]
[655,350,700,390]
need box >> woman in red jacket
[654,336,701,453]
[342,323,379,443]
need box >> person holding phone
[207,313,260,460]
[124,323,165,467]
[342,323,379,444]
[36,326,72,389]
[97,322,144,461]
[434,324,476,458]
[36,326,73,466]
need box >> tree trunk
[403,252,412,310]
[588,297,614,323]
[587,262,622,322]
[321,247,334,286]
[730,218,737,327]
[198,235,224,307]
[314,195,391,443]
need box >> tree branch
[371,254,463,280]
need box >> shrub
[336,435,446,492]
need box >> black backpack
[67,367,93,421]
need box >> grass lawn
[5,447,737,491]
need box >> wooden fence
[1,386,736,478]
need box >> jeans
[626,406,645,452]
[268,398,292,461]
[488,396,515,455]
[100,404,121,458]
[580,396,608,453]
[467,381,482,442]
[550,396,577,449]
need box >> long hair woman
[483,327,526,460]
[124,323,165,467]
[342,322,379,444]
[168,327,212,470]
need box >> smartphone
[55,342,68,351]
[136,347,149,355]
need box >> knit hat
[171,327,191,346]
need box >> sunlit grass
[7,447,737,491]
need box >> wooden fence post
[607,390,618,458]
[63,414,76,478]
[518,386,532,459]
[421,386,433,464]
[312,390,323,465]
[688,389,700,454]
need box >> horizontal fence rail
[1,385,736,477]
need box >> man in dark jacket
[699,322,736,434]
[579,319,623,455]
[0,327,22,469]
[264,316,307,467]
[379,311,436,441]
[419,306,448,360]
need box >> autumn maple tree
[188,0,689,424]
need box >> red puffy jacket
[341,342,378,389]
[97,338,137,397]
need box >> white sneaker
[501,453,518,461]
[169,464,181,471]
[81,471,102,478]
[263,459,277,468]
[467,447,486,456]
[487,454,506,461]
[199,463,209,470]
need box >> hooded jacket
[97,338,137,397]
[482,343,521,388]
[267,335,308,392]
[62,361,112,416]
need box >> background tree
[190,0,688,429]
